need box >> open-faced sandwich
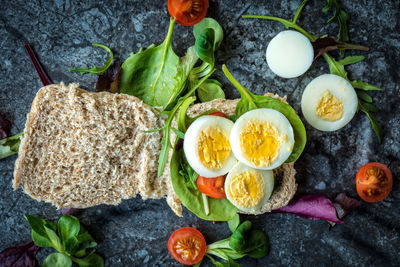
[13,65,306,221]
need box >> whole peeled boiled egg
[266,30,314,78]
[301,74,358,131]
[184,115,237,178]
[230,108,295,170]
[225,162,274,213]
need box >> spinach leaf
[351,80,383,91]
[70,44,113,75]
[120,18,197,108]
[0,131,23,159]
[43,253,72,267]
[194,18,224,51]
[197,79,225,102]
[222,65,306,163]
[229,221,252,252]
[242,230,269,258]
[227,214,240,233]
[170,148,237,221]
[195,28,215,67]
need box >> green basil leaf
[72,253,104,267]
[193,18,224,51]
[222,65,306,163]
[70,44,113,75]
[171,148,237,221]
[58,215,80,242]
[43,253,72,267]
[351,80,383,91]
[227,214,240,233]
[120,18,197,108]
[198,79,225,102]
[356,90,373,103]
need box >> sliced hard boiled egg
[230,108,294,170]
[266,30,314,78]
[225,162,274,213]
[183,115,237,178]
[301,74,358,131]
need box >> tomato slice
[196,175,226,199]
[168,0,209,26]
[167,227,206,265]
[209,111,229,119]
[356,162,392,202]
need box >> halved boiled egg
[225,162,274,213]
[230,109,294,170]
[184,115,237,178]
[266,30,314,78]
[301,74,358,131]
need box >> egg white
[230,108,295,170]
[266,30,314,78]
[183,115,237,178]
[225,162,274,213]
[301,74,358,131]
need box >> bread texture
[14,83,296,216]
[13,83,182,214]
[184,94,297,214]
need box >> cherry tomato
[356,162,393,202]
[196,175,226,199]
[168,0,209,26]
[209,111,229,119]
[167,227,206,265]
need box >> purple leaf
[272,194,345,224]
[61,208,80,216]
[0,114,12,139]
[0,241,39,267]
[96,61,121,93]
[311,37,369,60]
[333,193,361,219]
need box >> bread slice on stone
[13,83,183,215]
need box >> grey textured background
[1,0,400,266]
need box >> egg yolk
[229,171,265,208]
[198,126,231,169]
[316,90,344,121]
[240,121,287,167]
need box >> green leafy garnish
[70,44,113,75]
[170,148,237,221]
[322,0,350,57]
[24,214,103,267]
[119,18,197,108]
[243,0,384,142]
[205,219,269,265]
[0,131,23,159]
[222,65,306,163]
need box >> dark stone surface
[1,0,399,266]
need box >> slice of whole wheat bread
[13,83,182,215]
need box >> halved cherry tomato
[168,0,209,26]
[356,162,392,202]
[209,111,229,119]
[167,227,206,265]
[196,175,226,199]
